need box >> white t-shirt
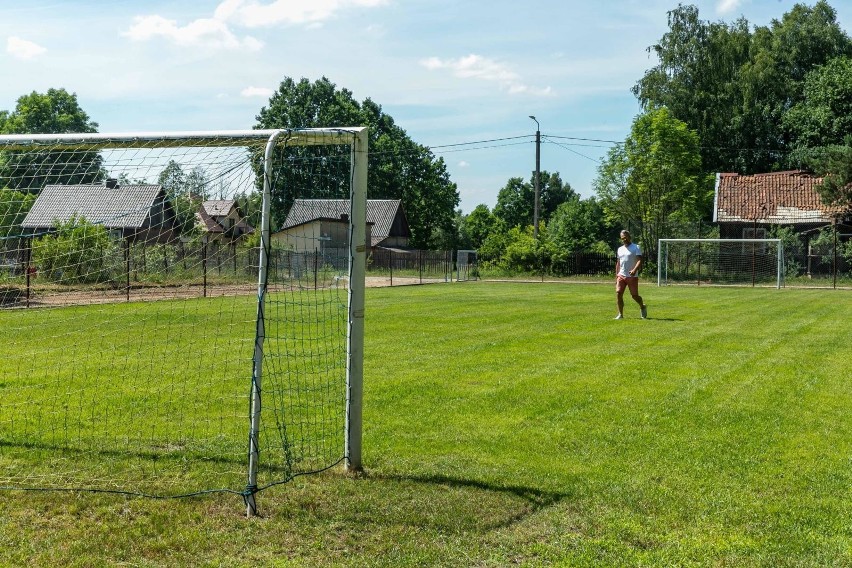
[617,242,642,277]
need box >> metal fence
[0,242,472,308]
[366,248,454,286]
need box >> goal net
[456,249,478,281]
[657,238,784,288]
[0,129,366,509]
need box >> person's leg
[615,277,626,317]
[627,279,646,317]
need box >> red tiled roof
[714,170,848,224]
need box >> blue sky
[2,0,850,212]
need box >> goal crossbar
[0,128,364,150]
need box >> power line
[546,140,605,164]
[545,134,622,144]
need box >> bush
[32,216,118,284]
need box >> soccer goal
[0,129,366,515]
[657,238,784,288]
[456,249,478,281]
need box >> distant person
[614,230,647,320]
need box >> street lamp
[529,115,541,239]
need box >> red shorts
[616,275,639,295]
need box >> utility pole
[529,116,541,239]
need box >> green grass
[1,282,851,566]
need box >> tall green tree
[547,196,611,253]
[157,161,207,235]
[0,88,102,191]
[254,77,459,248]
[595,107,711,259]
[784,56,852,148]
[493,171,575,230]
[783,56,852,205]
[460,204,497,250]
[633,2,852,176]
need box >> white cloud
[716,0,743,15]
[215,0,389,28]
[420,54,553,97]
[241,86,274,97]
[7,36,47,60]
[124,0,385,51]
[124,15,263,51]
[457,160,469,168]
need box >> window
[743,227,767,253]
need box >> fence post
[833,222,838,290]
[25,239,31,308]
[419,250,423,284]
[202,240,208,298]
[125,239,130,302]
[389,249,393,286]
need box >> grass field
[1,282,850,566]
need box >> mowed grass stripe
[364,283,851,563]
[0,282,848,566]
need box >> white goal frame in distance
[657,238,784,288]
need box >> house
[714,170,852,274]
[196,200,254,243]
[713,170,852,239]
[21,179,176,243]
[272,199,410,251]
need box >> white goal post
[657,238,784,288]
[0,128,367,517]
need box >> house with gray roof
[196,199,254,243]
[21,179,176,243]
[272,199,410,251]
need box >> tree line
[2,1,851,275]
[459,0,852,271]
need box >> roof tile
[715,170,848,224]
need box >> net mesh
[659,239,783,287]
[0,131,359,497]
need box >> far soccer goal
[0,128,367,516]
[657,238,784,288]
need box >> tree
[784,56,852,148]
[157,161,207,236]
[460,204,497,250]
[254,77,459,248]
[547,196,611,253]
[31,216,117,283]
[595,107,711,259]
[783,56,852,205]
[0,189,36,240]
[0,88,103,191]
[493,171,575,230]
[633,5,756,173]
[633,2,852,176]
[493,177,527,229]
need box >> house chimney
[105,178,118,189]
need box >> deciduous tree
[255,77,459,248]
[595,107,711,259]
[0,88,102,191]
